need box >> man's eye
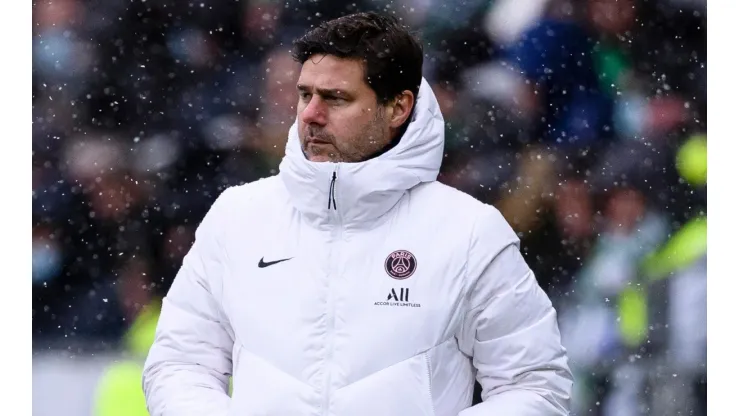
[299,92,311,100]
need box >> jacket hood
[278,77,445,229]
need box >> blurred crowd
[32,0,706,414]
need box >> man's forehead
[297,55,366,90]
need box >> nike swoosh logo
[258,257,293,268]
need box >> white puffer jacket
[143,78,573,416]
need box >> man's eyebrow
[296,84,352,97]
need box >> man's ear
[388,90,415,129]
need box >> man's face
[296,54,392,163]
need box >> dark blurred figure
[506,0,615,158]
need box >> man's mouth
[307,135,331,144]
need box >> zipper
[424,353,436,416]
[323,165,341,415]
[327,171,337,210]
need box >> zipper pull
[327,171,337,210]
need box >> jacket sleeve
[457,207,573,416]
[142,189,235,416]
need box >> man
[143,12,573,416]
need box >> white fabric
[143,78,573,416]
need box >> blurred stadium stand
[32,0,706,414]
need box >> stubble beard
[302,110,388,163]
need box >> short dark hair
[291,12,424,105]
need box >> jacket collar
[278,78,445,229]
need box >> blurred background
[32,0,707,415]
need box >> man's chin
[304,152,335,163]
[303,145,338,163]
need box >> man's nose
[300,96,327,126]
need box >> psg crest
[385,250,417,280]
